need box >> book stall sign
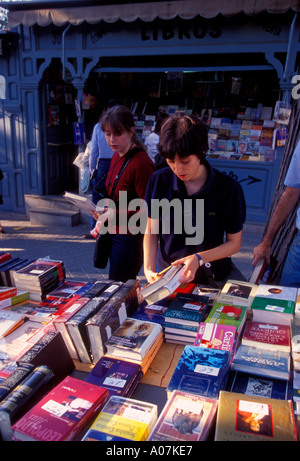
[73,122,86,145]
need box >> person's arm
[253,186,300,265]
[172,231,242,283]
[143,217,159,283]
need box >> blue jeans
[90,158,111,230]
[280,230,300,287]
[109,233,143,282]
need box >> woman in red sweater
[92,105,155,282]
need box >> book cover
[163,293,210,327]
[0,363,35,402]
[241,321,291,353]
[2,299,59,323]
[11,376,110,441]
[167,345,230,399]
[85,356,142,397]
[148,390,218,441]
[194,322,236,353]
[81,395,157,442]
[217,279,257,308]
[131,299,169,325]
[0,320,42,361]
[226,371,293,401]
[46,280,87,299]
[105,318,163,361]
[204,302,248,334]
[248,258,270,284]
[214,391,297,441]
[232,344,290,380]
[0,287,18,301]
[86,280,139,363]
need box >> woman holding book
[91,105,155,282]
[143,113,246,286]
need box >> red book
[11,376,110,441]
[241,321,291,353]
[0,287,18,301]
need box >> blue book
[167,345,230,399]
[232,345,290,380]
[85,356,142,397]
[226,370,293,400]
[164,293,210,327]
[131,299,169,325]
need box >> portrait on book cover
[235,399,273,437]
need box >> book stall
[0,250,299,442]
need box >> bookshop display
[0,250,300,442]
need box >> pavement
[0,210,265,286]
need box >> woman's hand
[144,267,160,284]
[172,254,200,283]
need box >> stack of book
[204,302,248,336]
[85,356,143,398]
[13,259,66,301]
[166,345,231,400]
[163,293,210,345]
[193,322,237,360]
[250,284,297,325]
[81,395,157,441]
[0,258,35,287]
[217,280,258,311]
[0,290,29,309]
[291,320,300,419]
[104,318,163,374]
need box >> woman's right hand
[144,267,160,284]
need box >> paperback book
[11,376,110,441]
[85,356,142,398]
[204,302,248,335]
[81,395,157,441]
[217,279,257,308]
[163,293,210,328]
[105,318,163,362]
[241,321,291,353]
[251,284,297,325]
[0,291,29,309]
[193,322,236,354]
[140,265,186,304]
[0,287,17,301]
[232,344,290,380]
[0,311,25,338]
[148,390,218,442]
[167,345,230,399]
[214,390,297,441]
[226,370,293,401]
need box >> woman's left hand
[171,254,200,283]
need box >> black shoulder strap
[109,148,140,199]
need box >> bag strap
[108,147,139,199]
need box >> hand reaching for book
[171,254,200,283]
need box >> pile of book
[13,258,66,301]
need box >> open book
[140,265,185,304]
[64,191,96,214]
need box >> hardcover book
[231,344,290,380]
[167,345,230,399]
[194,322,236,354]
[163,293,210,327]
[214,391,297,441]
[105,318,163,361]
[0,290,29,309]
[11,376,110,441]
[148,390,218,442]
[217,279,257,308]
[204,302,248,335]
[226,371,293,401]
[46,280,87,299]
[0,363,34,402]
[251,284,297,325]
[241,321,291,353]
[81,395,157,442]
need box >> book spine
[0,363,35,402]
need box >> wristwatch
[194,253,204,266]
